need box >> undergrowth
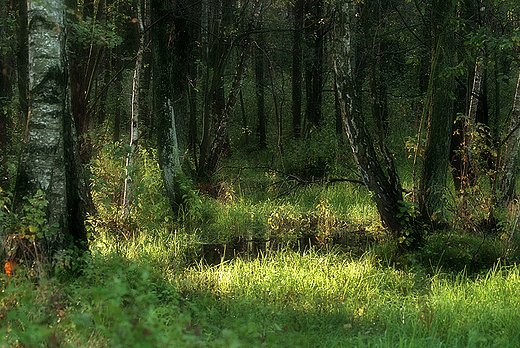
[3,243,520,347]
[3,136,520,347]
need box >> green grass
[178,248,520,347]
[4,138,520,347]
[3,236,520,347]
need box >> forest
[1,0,520,346]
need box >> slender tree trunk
[0,1,13,189]
[462,54,484,188]
[202,0,261,176]
[17,0,28,122]
[188,0,201,163]
[363,0,400,198]
[304,0,324,130]
[122,0,145,216]
[292,0,303,138]
[199,0,234,172]
[13,0,87,262]
[332,1,415,243]
[499,71,520,208]
[418,0,456,221]
[255,20,266,149]
[203,47,250,175]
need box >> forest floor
[2,238,520,347]
[3,148,520,347]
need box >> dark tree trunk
[199,0,235,171]
[499,71,520,208]
[203,47,250,175]
[363,0,400,197]
[292,0,303,138]
[418,0,456,221]
[255,16,266,149]
[304,0,324,131]
[188,0,201,162]
[17,0,28,122]
[151,0,187,211]
[0,1,13,189]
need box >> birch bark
[332,1,414,242]
[123,0,145,216]
[13,0,87,260]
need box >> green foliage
[0,252,239,347]
[89,143,172,239]
[283,126,341,180]
[67,13,123,50]
[0,189,59,266]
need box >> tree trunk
[188,0,201,162]
[199,0,233,172]
[203,47,250,175]
[363,0,400,199]
[255,31,266,149]
[201,0,261,176]
[292,0,303,138]
[17,0,28,123]
[462,54,485,188]
[304,0,324,130]
[151,0,186,211]
[13,0,87,262]
[499,71,520,208]
[418,0,456,221]
[0,1,13,189]
[332,1,414,242]
[123,0,145,216]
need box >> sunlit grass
[3,231,520,347]
[176,249,520,347]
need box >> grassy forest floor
[3,143,520,347]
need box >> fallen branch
[219,166,365,196]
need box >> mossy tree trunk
[0,0,14,189]
[499,71,520,208]
[151,0,186,211]
[13,0,87,261]
[418,0,456,222]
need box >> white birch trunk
[13,0,87,260]
[123,1,145,216]
[463,54,484,185]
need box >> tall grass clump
[177,248,520,347]
[89,143,173,239]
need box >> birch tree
[123,0,145,216]
[331,1,419,245]
[12,0,87,261]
